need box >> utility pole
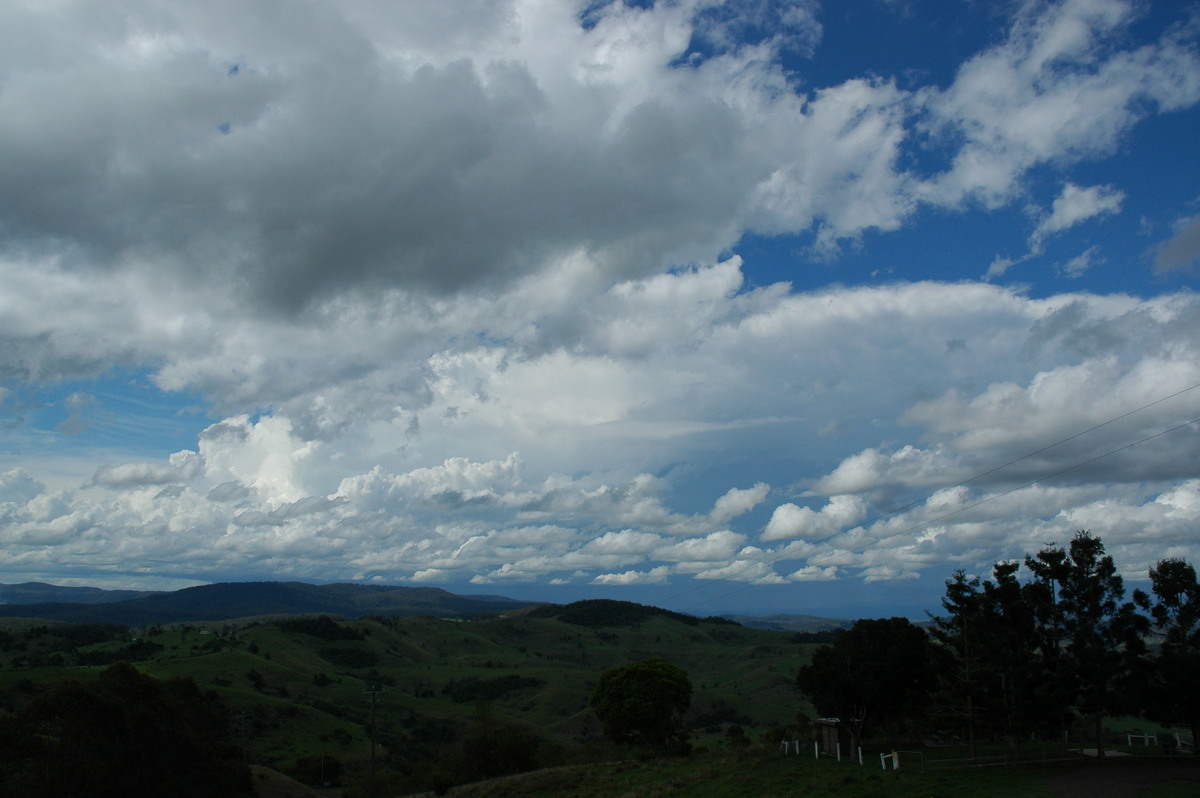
[364,684,384,791]
[234,711,250,766]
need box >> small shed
[815,718,853,758]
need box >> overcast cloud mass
[2,0,1199,617]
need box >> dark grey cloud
[0,1,768,316]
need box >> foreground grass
[436,749,1058,798]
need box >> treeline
[797,531,1200,758]
[0,623,130,669]
[277,614,365,640]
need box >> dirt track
[1046,758,1200,797]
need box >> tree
[930,569,989,757]
[1145,557,1200,745]
[930,562,1035,758]
[1023,540,1076,748]
[1026,531,1147,758]
[589,657,692,756]
[796,617,938,752]
[982,560,1038,758]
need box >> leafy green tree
[1145,557,1200,745]
[0,662,252,797]
[589,657,692,756]
[796,617,938,752]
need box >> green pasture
[0,609,818,784]
[3,610,1193,796]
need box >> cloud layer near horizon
[2,0,1199,605]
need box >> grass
[1140,785,1200,798]
[5,613,1193,796]
[438,748,1060,798]
[0,610,820,785]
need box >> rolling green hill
[0,599,819,793]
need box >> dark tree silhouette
[983,560,1038,757]
[1023,539,1076,749]
[1145,557,1200,746]
[796,617,938,752]
[1026,531,1147,758]
[930,569,990,758]
[589,657,692,756]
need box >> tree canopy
[589,657,692,756]
[1145,557,1200,745]
[796,616,938,751]
[926,531,1159,758]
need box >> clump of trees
[930,531,1161,758]
[278,615,365,641]
[796,617,939,753]
[1140,557,1200,746]
[589,657,693,756]
[797,530,1200,758]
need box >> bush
[278,615,365,641]
[319,647,380,668]
[441,674,545,703]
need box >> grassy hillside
[3,602,1194,796]
[0,601,819,793]
[441,749,1058,798]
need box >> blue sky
[2,0,1200,619]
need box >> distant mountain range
[0,581,540,626]
[0,580,849,630]
[0,582,161,605]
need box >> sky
[2,0,1200,619]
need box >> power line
[670,381,1200,612]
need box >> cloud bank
[1,0,1198,609]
